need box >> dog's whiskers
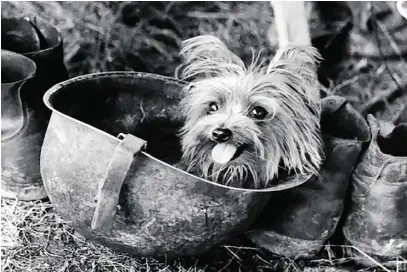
[177,35,323,189]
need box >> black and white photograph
[1,1,407,271]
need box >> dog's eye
[207,102,219,114]
[249,106,268,120]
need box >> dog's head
[176,35,323,189]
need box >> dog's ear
[267,46,321,83]
[175,35,245,80]
[267,46,322,101]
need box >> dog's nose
[212,128,232,142]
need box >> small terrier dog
[176,35,323,189]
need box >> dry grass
[0,198,304,272]
[1,1,406,272]
[0,198,206,272]
[2,196,405,272]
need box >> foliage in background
[1,1,275,77]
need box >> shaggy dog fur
[176,35,323,189]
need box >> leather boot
[1,17,68,200]
[342,115,407,266]
[246,96,371,258]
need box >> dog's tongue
[211,143,237,164]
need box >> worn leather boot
[1,17,68,200]
[246,96,371,258]
[342,115,407,266]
